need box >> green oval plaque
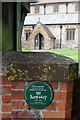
[24,81,54,109]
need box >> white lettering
[30,94,47,101]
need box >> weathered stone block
[2,52,78,82]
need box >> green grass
[22,48,32,52]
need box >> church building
[21,0,80,50]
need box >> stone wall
[30,2,79,15]
[30,22,50,50]
[22,22,55,50]
[30,5,44,15]
[21,24,79,50]
[21,26,33,49]
[47,24,79,49]
[61,25,78,49]
[46,3,66,14]
[68,2,79,14]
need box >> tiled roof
[30,0,80,5]
[24,13,79,25]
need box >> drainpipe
[44,4,46,15]
[60,25,62,49]
[66,2,68,14]
[32,25,34,29]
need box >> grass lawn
[22,48,80,74]
[22,48,32,52]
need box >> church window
[26,32,30,40]
[54,6,58,12]
[66,29,75,40]
[35,7,39,13]
[75,5,80,11]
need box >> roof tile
[24,14,79,25]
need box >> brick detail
[2,86,11,94]
[11,90,24,100]
[1,76,11,85]
[58,100,72,111]
[12,110,40,119]
[60,81,73,91]
[0,113,2,119]
[12,101,25,110]
[48,81,58,90]
[11,81,25,89]
[65,110,72,118]
[2,113,11,118]
[2,104,12,112]
[12,111,28,118]
[54,91,73,101]
[1,76,74,119]
[43,111,66,119]
[27,101,56,110]
[2,95,11,103]
[43,101,56,110]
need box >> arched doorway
[34,33,44,50]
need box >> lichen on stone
[8,75,14,80]
[44,68,48,73]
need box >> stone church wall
[30,2,79,15]
[46,24,79,49]
[21,24,79,50]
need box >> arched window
[26,31,30,41]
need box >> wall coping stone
[2,52,78,81]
